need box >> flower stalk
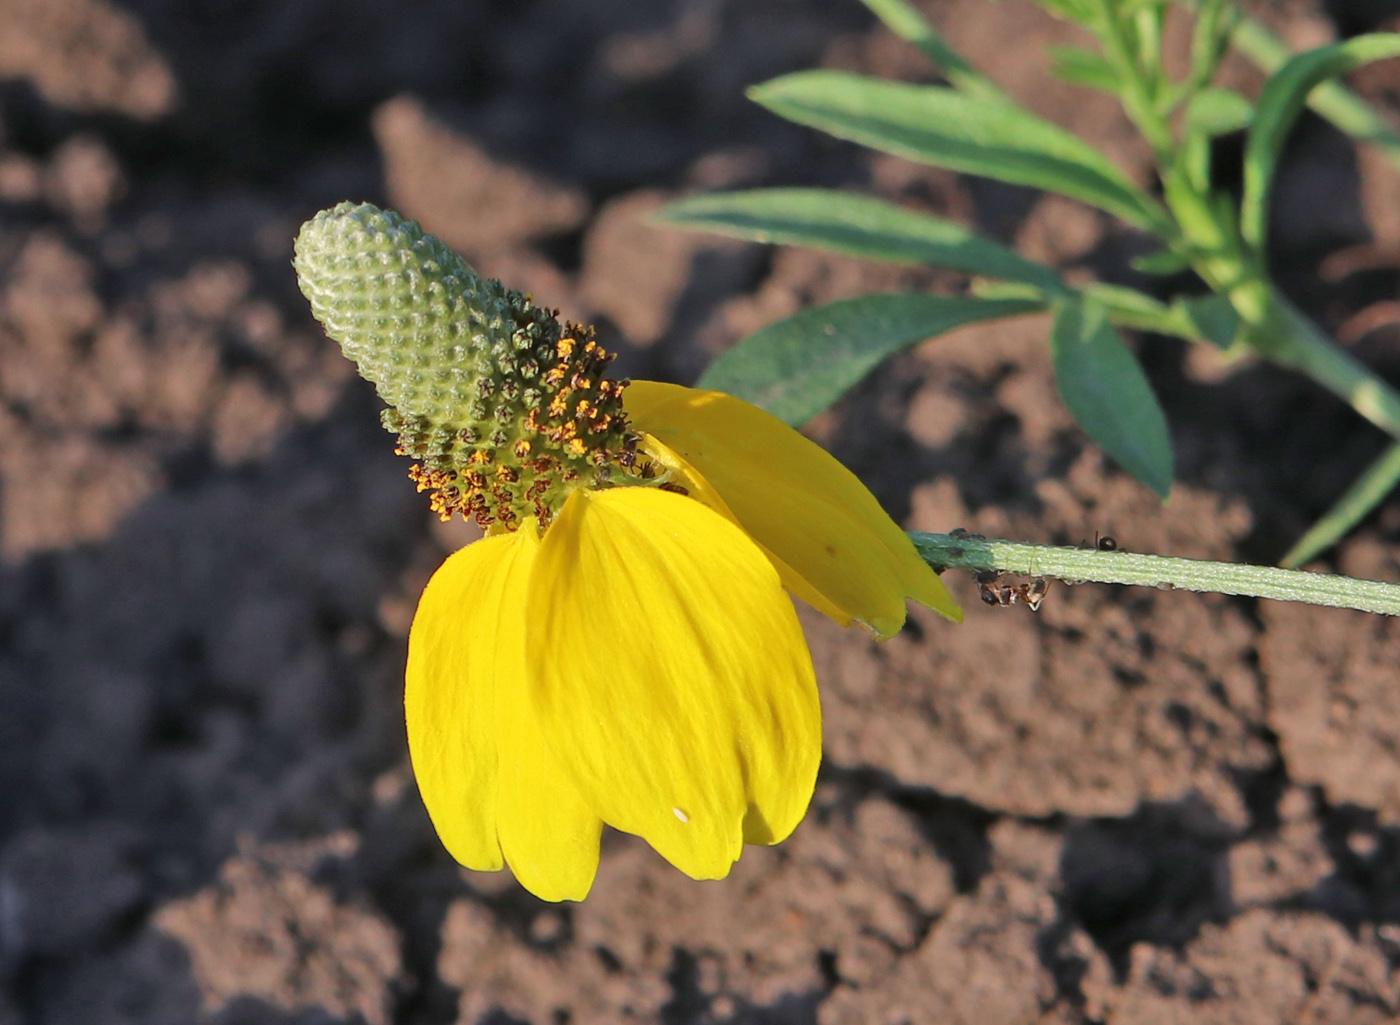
[910,532,1400,615]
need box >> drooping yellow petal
[625,381,961,637]
[635,432,850,627]
[406,522,604,901]
[527,487,821,878]
[406,534,524,871]
[495,530,603,900]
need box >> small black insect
[1078,531,1121,552]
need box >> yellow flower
[291,202,960,902]
[407,381,961,902]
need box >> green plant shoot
[658,0,1400,566]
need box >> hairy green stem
[909,532,1400,615]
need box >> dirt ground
[2,0,1400,1022]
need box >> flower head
[295,203,960,901]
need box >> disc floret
[293,202,635,528]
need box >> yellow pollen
[514,439,532,458]
[557,336,575,358]
[568,438,587,456]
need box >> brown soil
[2,0,1400,1022]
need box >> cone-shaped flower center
[294,202,636,528]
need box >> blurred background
[3,0,1400,1022]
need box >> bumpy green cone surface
[294,201,633,528]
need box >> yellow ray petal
[495,533,603,900]
[407,522,604,901]
[635,432,850,627]
[406,534,526,871]
[625,381,961,637]
[528,487,821,878]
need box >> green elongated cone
[294,202,634,528]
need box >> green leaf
[1050,298,1174,497]
[1281,439,1400,567]
[656,189,1068,293]
[1179,133,1212,194]
[855,0,1005,100]
[970,280,1045,301]
[1131,248,1191,275]
[1242,33,1400,251]
[1080,284,1241,348]
[1084,283,1181,333]
[1035,0,1098,24]
[1185,87,1253,136]
[1187,0,1238,100]
[1232,17,1400,174]
[1050,46,1121,93]
[1120,0,1170,15]
[699,293,1045,426]
[1178,293,1240,349]
[748,71,1171,233]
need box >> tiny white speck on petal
[672,807,689,823]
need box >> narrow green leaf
[656,189,1067,293]
[1036,0,1099,24]
[1241,33,1400,251]
[1121,0,1170,16]
[1131,248,1191,275]
[1050,47,1122,93]
[1185,87,1253,136]
[1050,298,1174,497]
[699,293,1045,426]
[1282,439,1400,567]
[1131,4,1167,82]
[1232,16,1400,174]
[970,280,1045,302]
[1179,132,1213,194]
[1084,283,1182,333]
[748,71,1172,233]
[1080,283,1241,348]
[855,0,1005,100]
[1187,0,1238,100]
